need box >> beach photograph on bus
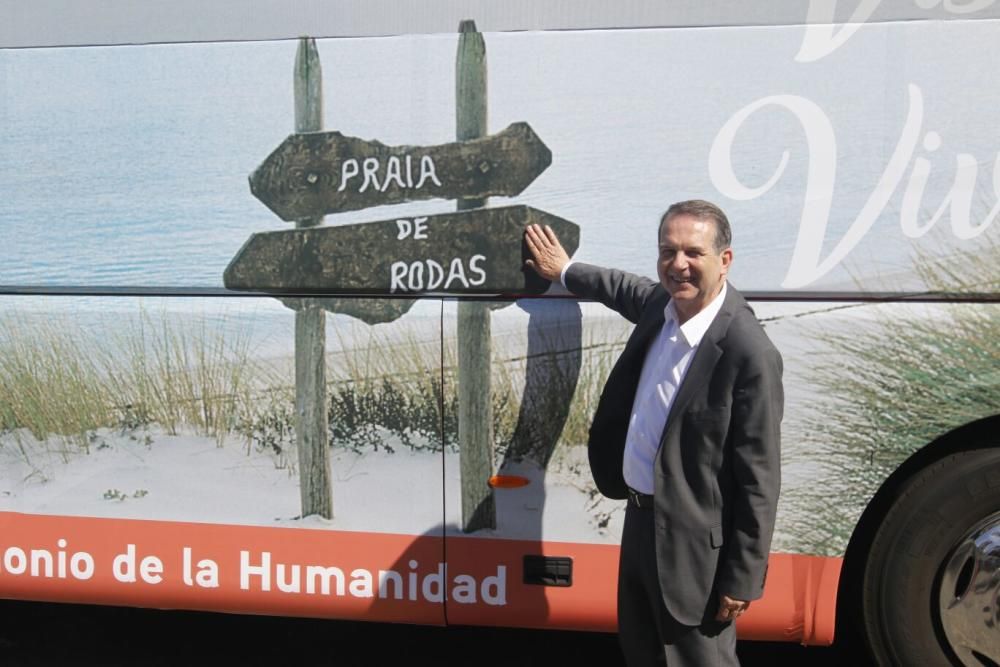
[1,16,997,662]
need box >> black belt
[627,487,654,509]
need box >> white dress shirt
[623,283,727,494]
[560,262,727,493]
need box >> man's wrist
[559,259,576,288]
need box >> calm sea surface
[1,22,998,341]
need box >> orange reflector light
[488,475,530,489]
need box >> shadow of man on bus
[370,297,582,629]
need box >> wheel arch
[833,413,1000,649]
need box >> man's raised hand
[524,224,571,283]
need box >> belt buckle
[628,487,648,508]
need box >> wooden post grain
[456,20,495,532]
[293,37,333,519]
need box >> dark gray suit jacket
[565,262,783,626]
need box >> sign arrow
[249,122,552,221]
[224,205,578,296]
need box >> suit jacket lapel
[622,291,668,371]
[662,286,739,437]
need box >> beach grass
[242,315,628,472]
[100,313,258,444]
[784,242,1000,556]
[0,316,111,454]
[0,301,628,483]
[0,309,259,455]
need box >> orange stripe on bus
[444,536,842,645]
[0,512,841,644]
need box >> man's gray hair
[659,200,732,253]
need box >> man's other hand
[524,224,570,283]
[715,594,750,622]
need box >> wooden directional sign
[224,205,578,296]
[250,122,552,221]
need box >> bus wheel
[862,448,1000,666]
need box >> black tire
[862,447,1000,666]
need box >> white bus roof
[4,0,1000,48]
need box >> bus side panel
[443,536,841,645]
[0,295,448,625]
[0,512,453,624]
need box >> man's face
[657,213,733,322]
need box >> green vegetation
[0,310,257,455]
[786,245,1000,556]
[0,304,626,479]
[242,319,628,472]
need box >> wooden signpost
[250,122,552,220]
[455,20,494,533]
[290,37,332,520]
[227,24,578,530]
[224,206,579,295]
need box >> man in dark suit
[524,200,782,666]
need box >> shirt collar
[664,282,728,347]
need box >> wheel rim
[937,511,1000,666]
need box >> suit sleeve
[563,262,659,324]
[717,344,783,602]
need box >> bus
[1,2,998,664]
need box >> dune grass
[0,300,627,486]
[0,309,259,456]
[241,315,628,471]
[100,313,258,442]
[784,243,1000,555]
[0,316,112,453]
